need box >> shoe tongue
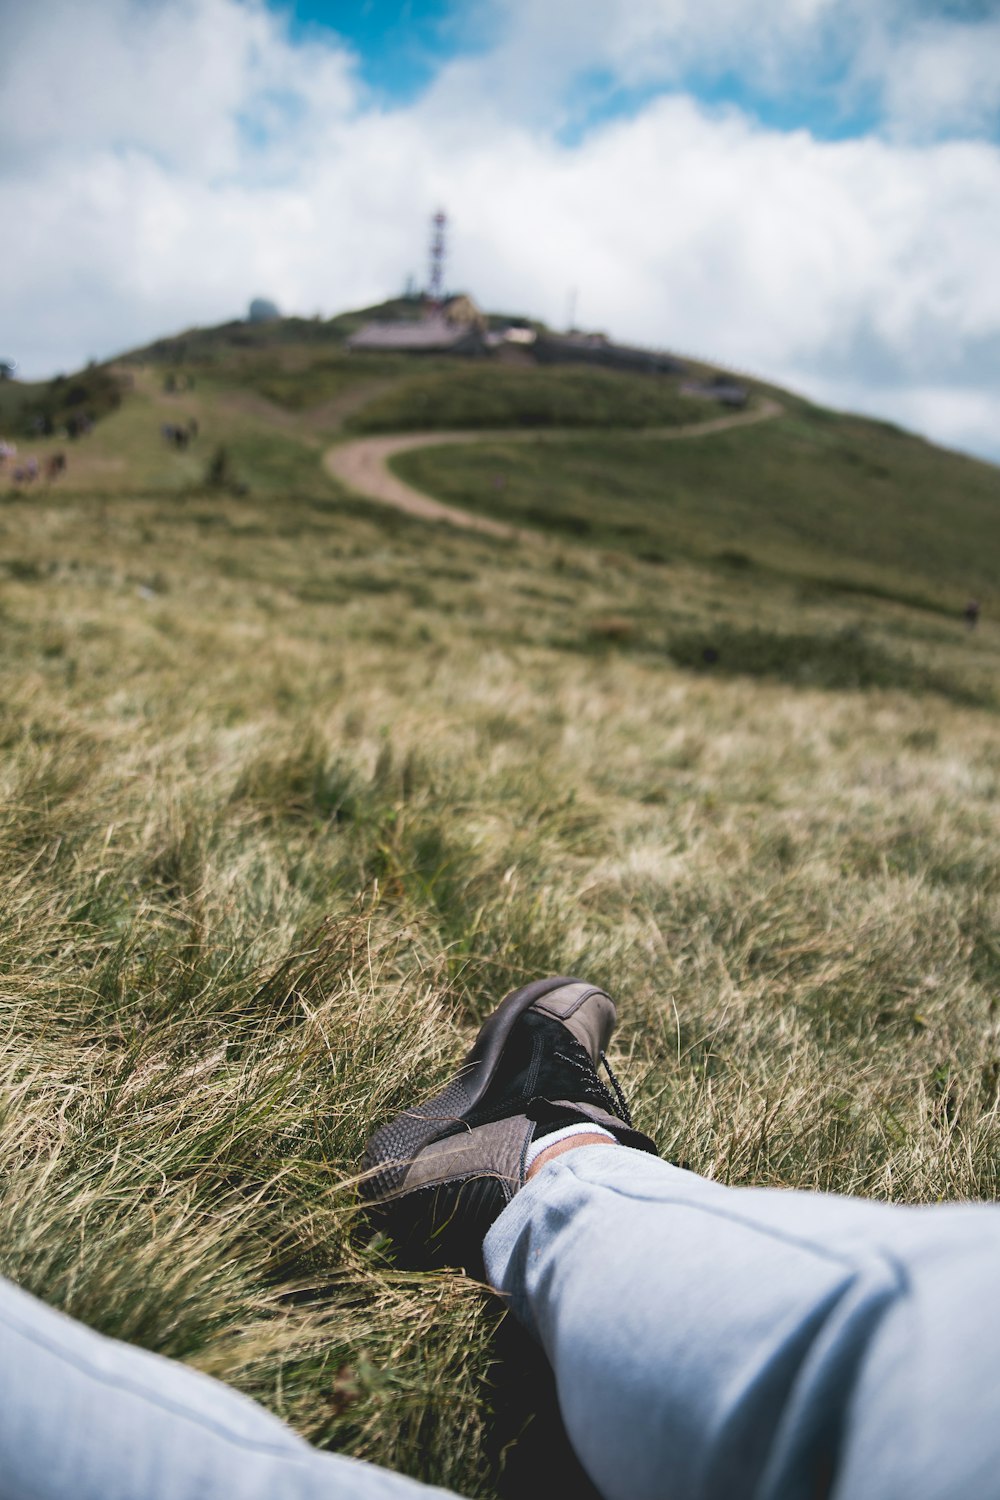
[529,983,617,1063]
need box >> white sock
[524,1121,616,1169]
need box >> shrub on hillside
[668,625,994,707]
[10,366,123,437]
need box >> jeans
[3,1145,1000,1500]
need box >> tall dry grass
[0,471,997,1495]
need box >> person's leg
[485,1144,1000,1500]
[362,974,1000,1500]
[0,1274,456,1500]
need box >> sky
[2,0,1000,462]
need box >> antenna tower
[428,209,447,305]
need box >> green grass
[195,349,456,412]
[230,354,398,410]
[394,406,1000,607]
[0,362,346,497]
[347,364,716,433]
[1,325,999,1496]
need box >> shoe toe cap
[530,981,617,1060]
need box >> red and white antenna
[428,209,447,305]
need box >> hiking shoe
[360,975,658,1274]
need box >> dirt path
[323,399,783,540]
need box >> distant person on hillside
[964,598,981,630]
[13,456,39,485]
[160,421,189,450]
[4,975,1000,1500]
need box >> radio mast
[428,209,447,306]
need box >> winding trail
[323,398,783,541]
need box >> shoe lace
[599,1050,635,1129]
[551,1039,635,1129]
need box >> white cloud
[0,0,357,176]
[460,0,1000,140]
[873,18,1000,140]
[2,0,999,465]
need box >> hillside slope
[3,308,996,605]
[394,400,1000,610]
[1,308,998,1497]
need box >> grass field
[1,329,999,1496]
[345,363,718,432]
[394,403,1000,608]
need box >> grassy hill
[394,401,1000,607]
[0,311,998,1497]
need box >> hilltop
[3,296,997,721]
[3,297,997,623]
[0,299,998,1497]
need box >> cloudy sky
[3,0,1000,461]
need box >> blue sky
[283,0,470,102]
[2,0,1000,462]
[275,0,1000,142]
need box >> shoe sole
[361,975,609,1200]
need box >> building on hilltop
[534,331,684,376]
[247,297,281,323]
[681,373,748,407]
[347,294,488,356]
